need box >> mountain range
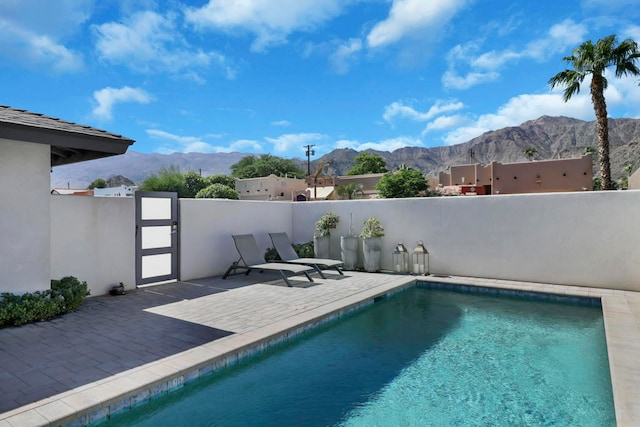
[51,116,640,189]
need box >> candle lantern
[412,241,429,275]
[392,241,410,274]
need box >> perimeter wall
[51,190,640,294]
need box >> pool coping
[0,274,637,426]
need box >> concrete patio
[0,271,638,426]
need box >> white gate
[135,192,179,286]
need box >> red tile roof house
[0,105,134,294]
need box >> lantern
[412,241,429,275]
[392,241,410,274]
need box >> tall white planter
[314,235,330,259]
[362,237,382,272]
[340,236,358,270]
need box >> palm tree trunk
[590,74,612,190]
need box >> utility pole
[304,144,315,176]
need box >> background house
[235,174,307,201]
[438,154,593,194]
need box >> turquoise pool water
[104,287,615,426]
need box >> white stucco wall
[44,190,640,294]
[179,199,293,280]
[291,192,640,291]
[0,139,51,293]
[50,195,135,296]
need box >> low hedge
[265,241,314,261]
[0,276,89,328]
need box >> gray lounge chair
[222,234,315,287]
[269,232,344,279]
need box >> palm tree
[549,35,640,190]
[523,147,537,161]
[335,183,363,200]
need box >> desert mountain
[51,116,640,189]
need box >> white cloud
[271,120,292,127]
[92,86,152,120]
[383,100,465,123]
[423,114,467,133]
[367,0,468,48]
[442,19,588,90]
[147,129,260,153]
[93,11,233,79]
[441,70,500,90]
[146,129,216,153]
[329,38,362,74]
[622,25,640,41]
[0,6,86,72]
[440,71,640,145]
[265,133,327,153]
[335,136,422,152]
[443,91,593,145]
[524,19,588,60]
[227,139,263,153]
[185,0,347,52]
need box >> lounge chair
[269,232,344,279]
[222,234,315,287]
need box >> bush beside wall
[0,276,89,328]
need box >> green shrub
[195,183,239,199]
[0,276,89,328]
[293,241,314,258]
[51,276,90,312]
[264,241,314,261]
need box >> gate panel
[135,192,179,286]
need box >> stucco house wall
[50,196,135,296]
[235,174,307,201]
[0,139,51,294]
[492,155,592,194]
[628,168,640,189]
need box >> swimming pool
[103,286,615,426]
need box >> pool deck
[0,271,638,426]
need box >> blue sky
[2,0,640,160]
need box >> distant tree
[376,168,429,198]
[583,146,596,156]
[230,154,305,179]
[523,147,537,161]
[183,171,208,198]
[206,174,236,188]
[619,163,636,189]
[624,163,635,178]
[335,183,364,200]
[87,178,107,189]
[549,34,640,190]
[195,183,239,199]
[139,165,188,197]
[346,152,388,175]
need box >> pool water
[104,288,615,426]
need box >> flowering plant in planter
[359,217,384,238]
[314,212,339,237]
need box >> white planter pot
[362,237,382,272]
[340,236,358,270]
[314,235,330,259]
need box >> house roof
[0,105,135,166]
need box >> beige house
[628,168,640,189]
[235,174,307,201]
[333,173,385,199]
[439,154,593,194]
